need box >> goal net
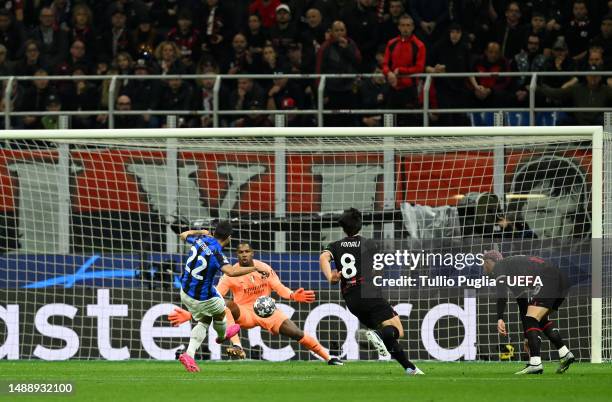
[0,127,608,363]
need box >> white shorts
[180,289,226,322]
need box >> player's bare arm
[319,251,340,284]
[221,263,271,277]
[179,229,210,241]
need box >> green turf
[0,360,610,402]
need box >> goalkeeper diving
[174,221,271,372]
[169,242,343,365]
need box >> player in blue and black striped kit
[176,220,271,372]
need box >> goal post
[0,126,607,363]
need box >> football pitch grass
[1,361,611,402]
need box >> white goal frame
[0,125,605,363]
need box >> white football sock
[213,316,227,340]
[530,356,542,366]
[187,322,209,358]
[558,346,569,358]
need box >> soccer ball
[253,296,276,318]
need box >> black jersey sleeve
[323,242,336,261]
[496,297,508,320]
[495,274,510,320]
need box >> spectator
[229,77,266,123]
[537,64,612,125]
[459,0,496,55]
[316,20,362,126]
[299,8,327,73]
[281,96,315,127]
[565,0,597,62]
[106,0,148,29]
[17,68,54,129]
[234,98,273,127]
[28,6,68,66]
[0,8,25,61]
[258,43,285,83]
[566,45,608,87]
[426,22,471,126]
[492,1,524,61]
[50,0,71,31]
[99,8,133,61]
[40,93,61,130]
[61,64,98,129]
[519,11,552,56]
[13,39,46,77]
[150,0,180,31]
[0,44,10,75]
[468,41,514,108]
[154,40,185,74]
[590,13,612,68]
[266,65,304,111]
[245,13,269,64]
[114,94,145,128]
[69,4,96,57]
[55,39,92,75]
[340,0,379,72]
[132,13,161,57]
[410,0,449,47]
[512,34,547,89]
[193,62,229,127]
[167,10,202,69]
[115,51,134,74]
[301,0,338,27]
[359,66,390,127]
[198,0,232,65]
[541,36,576,90]
[123,58,161,127]
[380,0,404,43]
[1,0,23,23]
[249,0,281,29]
[159,74,194,127]
[225,33,254,74]
[382,14,426,126]
[269,4,298,60]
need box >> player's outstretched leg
[540,317,574,373]
[377,325,423,375]
[223,304,246,359]
[213,312,240,344]
[516,316,544,374]
[365,330,389,358]
[279,320,343,365]
[179,321,209,372]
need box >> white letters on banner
[1,289,477,361]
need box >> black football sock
[539,316,565,350]
[377,325,416,370]
[524,316,542,365]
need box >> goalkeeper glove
[290,288,316,303]
[168,307,193,326]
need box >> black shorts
[528,270,568,311]
[529,297,565,311]
[343,290,397,329]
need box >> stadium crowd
[0,0,611,130]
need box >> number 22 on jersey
[185,246,208,280]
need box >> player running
[175,221,271,372]
[482,250,575,374]
[319,207,423,375]
[169,242,343,365]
